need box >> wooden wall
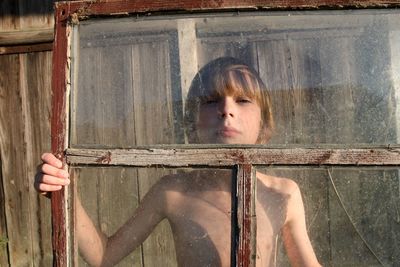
[0,0,55,266]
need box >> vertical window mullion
[236,164,257,267]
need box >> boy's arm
[36,153,166,267]
[75,197,107,266]
[76,180,167,267]
[282,182,321,267]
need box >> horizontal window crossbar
[66,147,400,166]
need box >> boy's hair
[184,56,274,144]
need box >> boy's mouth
[218,126,240,137]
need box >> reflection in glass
[70,10,400,147]
[257,166,400,267]
[73,167,233,267]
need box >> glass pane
[70,10,400,147]
[255,166,400,267]
[71,166,234,267]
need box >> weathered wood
[0,0,54,32]
[0,153,9,267]
[70,27,182,147]
[0,42,53,55]
[0,54,27,266]
[66,147,400,166]
[51,5,70,267]
[131,42,179,266]
[24,51,53,266]
[236,165,256,267]
[55,0,400,21]
[1,55,21,265]
[177,19,198,109]
[0,51,53,266]
[0,28,53,46]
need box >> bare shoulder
[154,170,199,193]
[155,172,189,188]
[256,171,300,197]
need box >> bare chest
[164,190,282,267]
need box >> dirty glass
[70,166,234,267]
[69,10,400,147]
[255,166,400,267]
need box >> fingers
[35,153,70,195]
[41,162,69,179]
[34,172,70,192]
[41,173,70,186]
[41,152,63,168]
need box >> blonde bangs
[202,65,263,105]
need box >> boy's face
[196,94,262,144]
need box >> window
[52,1,400,266]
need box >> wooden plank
[257,38,296,144]
[236,164,256,267]
[51,5,70,267]
[55,0,400,21]
[69,46,102,146]
[98,168,143,267]
[0,53,42,266]
[285,38,324,144]
[0,0,54,32]
[177,19,198,131]
[66,147,400,166]
[0,153,9,267]
[131,41,179,266]
[131,40,178,145]
[0,29,53,46]
[0,42,53,55]
[24,51,53,266]
[70,31,182,147]
[0,53,36,266]
[0,50,53,266]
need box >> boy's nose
[218,97,235,118]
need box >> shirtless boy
[35,57,321,267]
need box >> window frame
[51,1,400,266]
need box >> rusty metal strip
[55,0,400,21]
[66,147,400,166]
[236,164,256,267]
[51,5,70,267]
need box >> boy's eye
[237,98,252,103]
[202,97,219,105]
